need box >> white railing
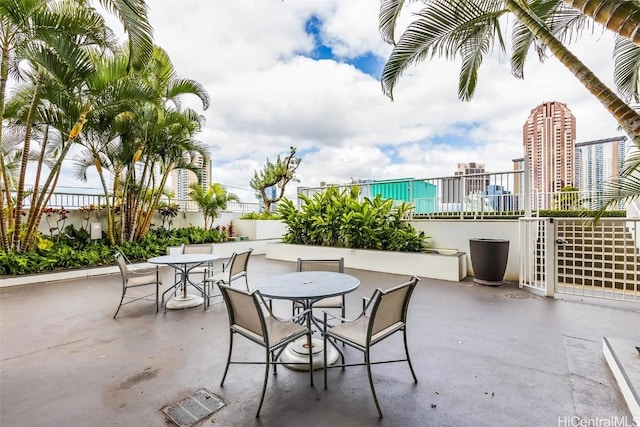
[298,171,624,219]
[11,191,261,214]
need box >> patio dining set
[112,249,420,418]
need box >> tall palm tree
[189,183,240,231]
[0,0,153,252]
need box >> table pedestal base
[280,337,339,371]
[166,294,204,310]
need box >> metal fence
[11,191,261,214]
[297,171,623,219]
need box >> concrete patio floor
[1,255,638,427]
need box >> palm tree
[0,0,153,252]
[379,0,640,153]
[189,183,240,231]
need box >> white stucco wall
[409,220,520,281]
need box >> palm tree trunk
[22,139,73,250]
[563,0,640,46]
[137,164,173,239]
[0,38,12,251]
[95,155,116,244]
[12,74,43,251]
[30,125,50,214]
[508,0,640,149]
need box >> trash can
[469,238,509,286]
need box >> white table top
[148,253,220,265]
[255,271,359,300]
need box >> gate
[519,218,640,303]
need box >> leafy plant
[240,211,281,220]
[277,187,429,252]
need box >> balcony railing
[297,171,626,219]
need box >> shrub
[240,211,281,220]
[276,187,429,252]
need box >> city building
[523,101,576,208]
[172,153,211,211]
[575,136,626,208]
[442,162,488,203]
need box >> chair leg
[220,330,234,386]
[256,348,271,417]
[403,329,418,383]
[365,349,383,418]
[113,289,126,319]
[244,275,249,292]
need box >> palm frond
[614,36,640,103]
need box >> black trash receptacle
[469,238,509,286]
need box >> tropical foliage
[277,187,429,252]
[0,0,210,252]
[189,183,240,231]
[0,225,225,276]
[250,146,301,213]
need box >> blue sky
[303,15,385,79]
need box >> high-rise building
[172,153,211,210]
[443,162,488,203]
[523,101,576,208]
[575,136,626,207]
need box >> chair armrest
[275,308,311,324]
[323,310,349,323]
[128,266,158,277]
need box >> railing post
[524,156,531,217]
[543,218,556,297]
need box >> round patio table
[148,253,220,310]
[255,271,360,371]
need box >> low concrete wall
[266,242,467,282]
[410,220,520,281]
[232,220,287,240]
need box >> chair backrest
[183,243,214,255]
[228,248,253,278]
[297,258,344,273]
[368,276,419,338]
[166,244,185,255]
[114,252,128,281]
[219,284,265,343]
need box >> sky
[67,0,628,201]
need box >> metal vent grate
[161,389,225,427]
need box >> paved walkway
[0,255,638,426]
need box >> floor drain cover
[161,389,225,427]
[505,292,534,299]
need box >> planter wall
[232,220,287,240]
[410,220,519,281]
[266,243,467,281]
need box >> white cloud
[80,0,629,202]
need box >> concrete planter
[266,242,467,281]
[232,219,287,240]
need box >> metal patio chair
[203,248,253,305]
[322,276,420,418]
[218,284,313,417]
[113,252,162,318]
[294,258,345,318]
